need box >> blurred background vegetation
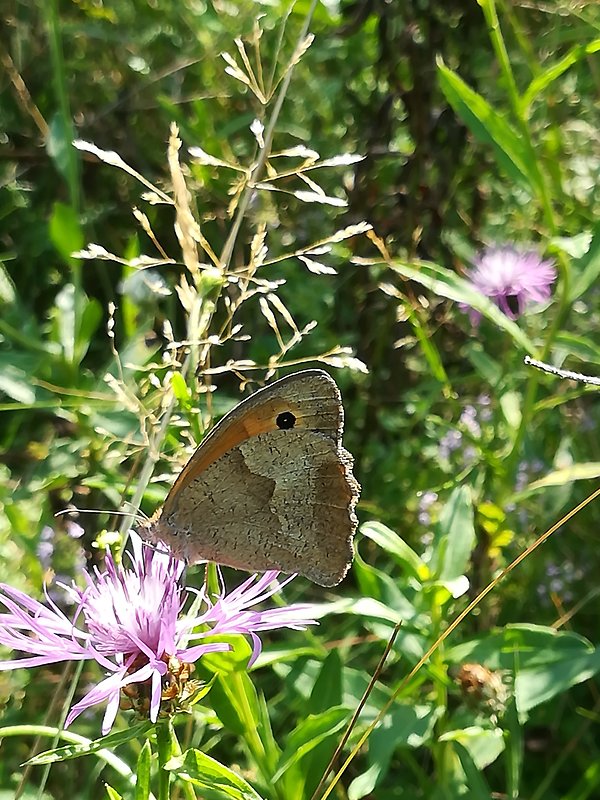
[2,0,600,798]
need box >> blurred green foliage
[2,0,600,798]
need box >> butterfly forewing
[141,370,360,586]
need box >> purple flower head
[0,533,316,734]
[464,245,556,323]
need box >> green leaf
[523,39,600,111]
[437,60,538,192]
[47,113,77,186]
[440,726,504,770]
[551,231,593,259]
[135,739,152,800]
[273,706,349,781]
[295,653,346,798]
[447,624,593,672]
[49,202,84,262]
[431,487,475,582]
[348,704,440,799]
[447,625,600,713]
[404,303,449,385]
[253,643,322,670]
[464,344,503,386]
[105,787,124,800]
[166,749,265,800]
[51,285,103,366]
[326,595,403,625]
[199,634,252,674]
[171,371,192,405]
[0,363,37,404]
[53,283,76,363]
[76,295,103,361]
[208,672,260,739]
[24,722,152,765]
[451,742,494,799]
[360,521,426,580]
[517,462,600,497]
[426,576,470,604]
[308,649,343,714]
[388,259,535,353]
[569,220,600,302]
[554,332,600,366]
[498,390,522,433]
[0,261,16,304]
[515,646,600,713]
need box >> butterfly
[140,370,360,586]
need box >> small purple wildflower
[477,394,492,423]
[460,405,481,438]
[417,490,438,526]
[462,445,477,465]
[463,245,556,323]
[66,521,85,539]
[439,429,463,461]
[0,533,316,734]
[37,526,55,570]
[438,396,496,470]
[536,559,583,606]
[511,459,546,516]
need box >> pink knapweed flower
[464,245,556,323]
[0,533,316,734]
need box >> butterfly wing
[142,370,360,586]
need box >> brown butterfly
[140,370,360,586]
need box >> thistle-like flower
[0,533,316,734]
[464,245,556,323]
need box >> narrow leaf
[521,462,600,494]
[166,749,264,800]
[388,259,535,353]
[273,707,349,781]
[24,723,151,765]
[523,39,600,110]
[134,740,152,800]
[360,521,426,580]
[569,219,600,302]
[437,60,537,192]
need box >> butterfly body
[141,370,360,586]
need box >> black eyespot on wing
[276,411,296,429]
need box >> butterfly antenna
[524,356,600,386]
[54,507,148,525]
[122,500,150,522]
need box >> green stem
[123,0,320,539]
[230,674,267,766]
[0,318,57,354]
[156,720,196,800]
[480,0,555,231]
[156,721,174,800]
[219,0,319,270]
[429,599,449,786]
[28,662,84,800]
[480,0,573,473]
[45,0,80,213]
[45,0,83,346]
